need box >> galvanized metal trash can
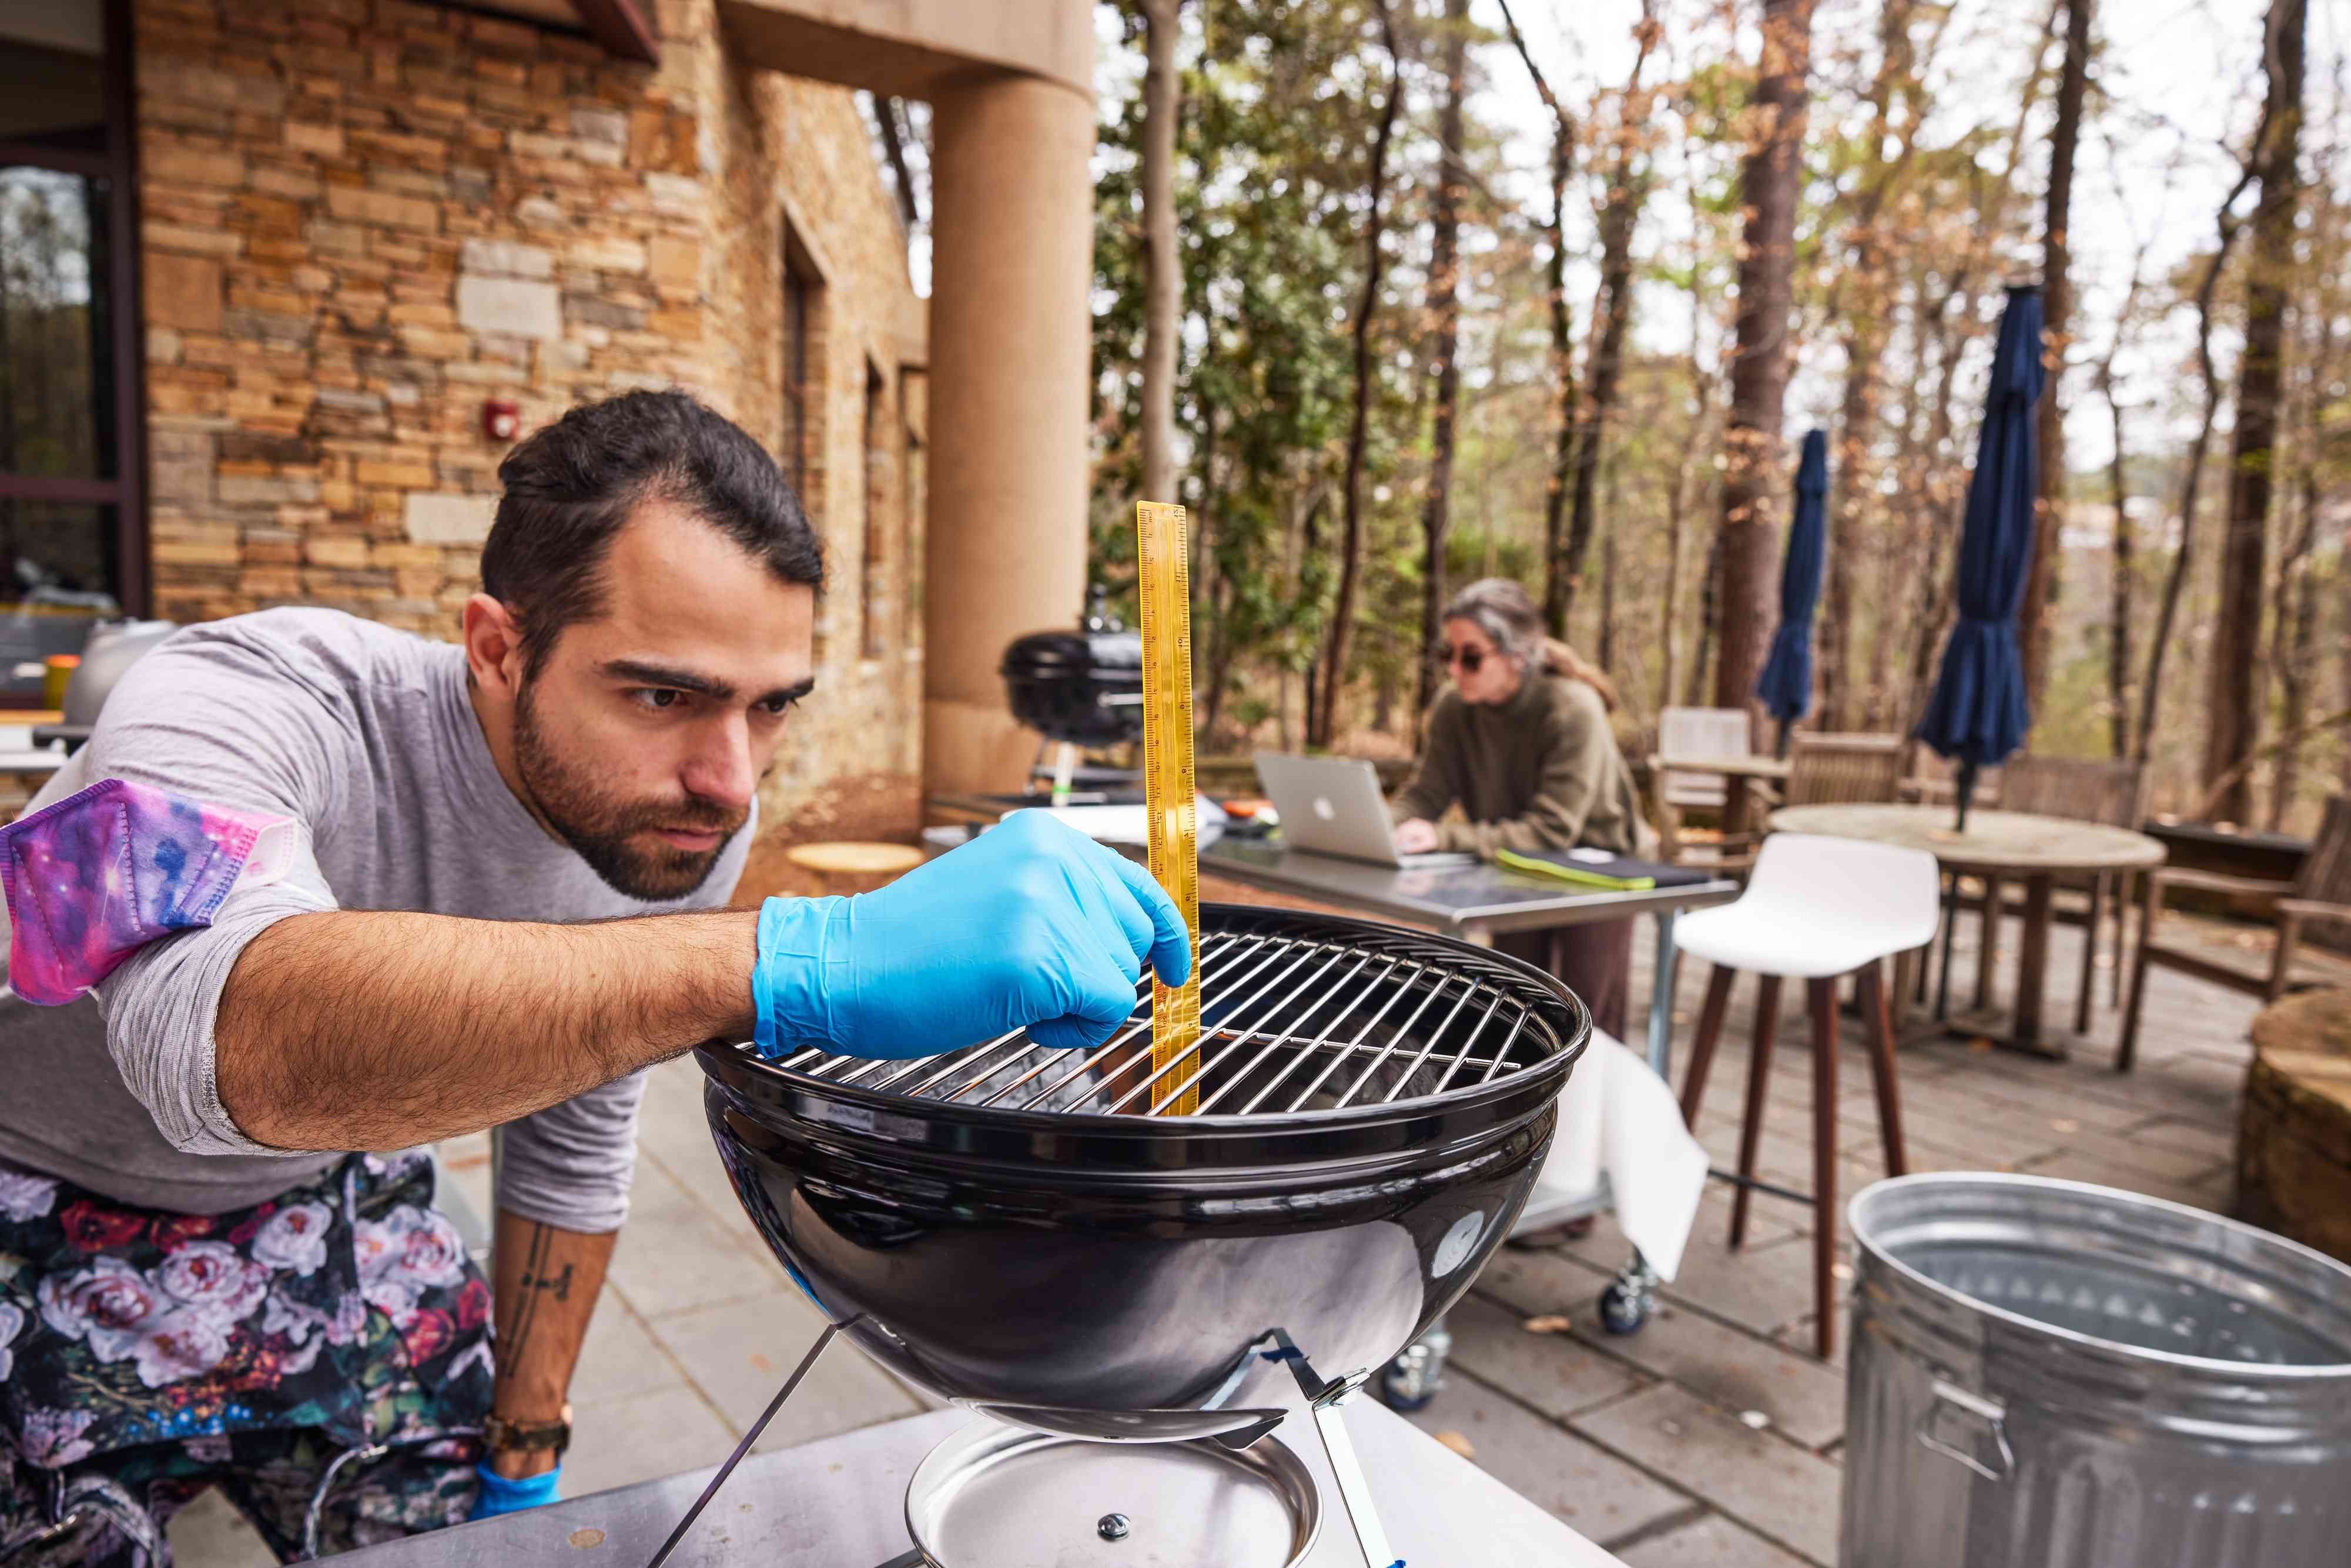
[1840,1174,2351,1568]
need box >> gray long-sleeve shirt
[0,608,752,1230]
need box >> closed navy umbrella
[1754,428,1830,758]
[1915,284,2045,833]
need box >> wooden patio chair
[1677,733,1906,876]
[1975,756,2146,1033]
[2119,793,2351,1073]
[1781,733,1906,808]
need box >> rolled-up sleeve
[494,1073,648,1234]
[76,638,347,1157]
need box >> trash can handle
[1917,1378,2013,1483]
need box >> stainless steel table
[334,1403,1625,1567]
[1201,837,1739,1077]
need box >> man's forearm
[487,1209,617,1479]
[215,908,758,1151]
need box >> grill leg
[648,1321,845,1568]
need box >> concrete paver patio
[169,909,2264,1566]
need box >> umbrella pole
[1775,718,1791,759]
[1955,760,1978,835]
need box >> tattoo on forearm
[497,1222,555,1388]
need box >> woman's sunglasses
[1440,644,1486,674]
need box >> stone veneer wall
[132,0,924,852]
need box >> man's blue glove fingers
[1106,850,1194,986]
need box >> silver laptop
[1253,752,1476,869]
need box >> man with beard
[0,391,1185,1564]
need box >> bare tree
[875,98,922,232]
[1416,0,1474,715]
[1712,0,1819,738]
[1138,0,1184,507]
[2136,166,2256,768]
[1314,0,1402,748]
[2201,0,2308,820]
[1496,0,1582,636]
[2018,0,2093,712]
[1558,10,1662,628]
[1820,0,1931,729]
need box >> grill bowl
[698,904,1587,1441]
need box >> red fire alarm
[483,398,521,442]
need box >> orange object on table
[42,655,79,711]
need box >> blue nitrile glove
[752,810,1192,1060]
[469,1461,561,1519]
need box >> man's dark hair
[482,390,822,674]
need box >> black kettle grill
[997,608,1145,751]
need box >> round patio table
[1769,803,2166,1058]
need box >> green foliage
[1091,0,1413,735]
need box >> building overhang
[460,0,660,65]
[714,0,1091,102]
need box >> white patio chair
[1669,832,1942,1358]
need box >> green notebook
[1495,848,1708,891]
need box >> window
[779,224,822,508]
[781,259,810,502]
[859,361,886,659]
[0,0,144,703]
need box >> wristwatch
[483,1404,573,1458]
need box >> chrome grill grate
[758,928,1568,1119]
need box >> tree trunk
[1599,500,1619,675]
[1689,523,1723,708]
[875,98,922,232]
[1312,0,1401,749]
[2019,0,2092,713]
[1300,489,1325,749]
[2138,160,2261,768]
[1416,0,1473,716]
[1821,0,1921,731]
[2200,0,2306,820]
[2268,485,2320,831]
[1138,0,1184,507]
[1559,28,1658,628]
[1712,0,1818,742]
[1498,1,1582,638]
[2104,386,2133,760]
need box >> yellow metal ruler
[1135,500,1201,1115]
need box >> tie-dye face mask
[0,778,297,1006]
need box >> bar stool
[1672,833,1942,1358]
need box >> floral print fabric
[0,777,294,1006]
[0,1152,490,1563]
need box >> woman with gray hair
[1392,578,1655,1037]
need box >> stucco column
[923,72,1094,796]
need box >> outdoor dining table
[1770,802,2166,1060]
[1654,752,1790,839]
